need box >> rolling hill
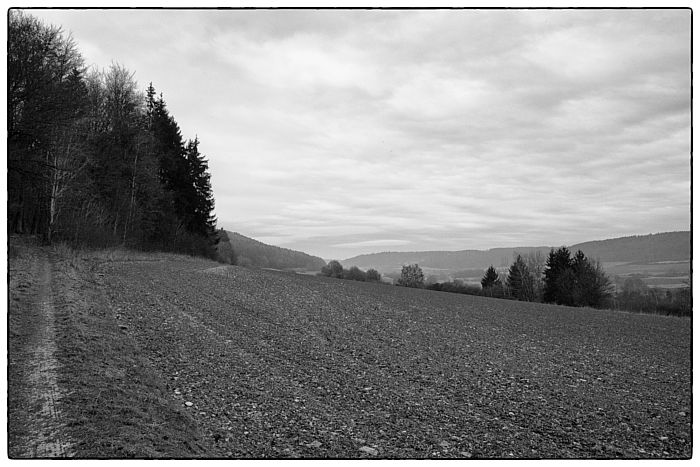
[225,231,326,272]
[341,232,690,286]
[341,247,552,272]
[567,231,690,263]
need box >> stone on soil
[359,446,378,456]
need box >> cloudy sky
[29,8,690,259]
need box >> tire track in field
[10,251,72,458]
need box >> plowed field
[8,242,692,458]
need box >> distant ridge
[341,231,690,273]
[568,231,690,263]
[227,231,326,271]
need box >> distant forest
[343,232,690,272]
[569,232,690,263]
[227,231,327,271]
[8,11,218,257]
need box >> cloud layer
[31,9,691,259]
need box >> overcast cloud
[29,8,691,259]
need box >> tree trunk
[123,146,139,245]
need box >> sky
[27,7,691,260]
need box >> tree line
[406,247,688,316]
[319,260,382,283]
[613,276,690,316]
[8,11,218,258]
[401,248,612,307]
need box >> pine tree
[543,247,612,308]
[507,255,535,301]
[570,250,612,308]
[184,137,216,237]
[543,247,572,304]
[143,87,194,248]
[481,265,500,289]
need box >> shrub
[320,260,344,278]
[481,281,507,299]
[343,266,367,282]
[366,268,382,282]
[428,280,481,296]
[396,264,425,288]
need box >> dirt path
[8,248,72,458]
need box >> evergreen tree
[507,255,535,301]
[184,137,217,237]
[481,265,500,289]
[143,86,217,256]
[543,247,572,304]
[544,247,612,308]
[570,251,612,308]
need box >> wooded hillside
[228,231,326,271]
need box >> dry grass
[9,238,216,458]
[51,245,215,457]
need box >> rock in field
[359,446,378,456]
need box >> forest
[227,231,327,271]
[8,11,219,258]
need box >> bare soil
[8,239,692,458]
[8,241,72,457]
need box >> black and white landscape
[8,7,691,460]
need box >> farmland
[605,260,690,289]
[8,240,692,458]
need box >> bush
[366,268,381,282]
[343,266,367,282]
[319,262,384,284]
[427,280,481,296]
[320,260,344,278]
[615,279,690,316]
[481,281,507,299]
